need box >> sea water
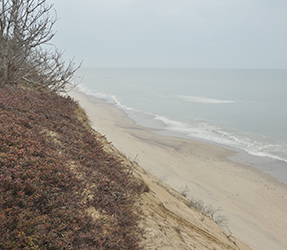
[77,68,287,181]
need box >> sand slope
[134,164,252,250]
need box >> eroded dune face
[128,164,251,250]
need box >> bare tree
[0,0,80,92]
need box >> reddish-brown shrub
[0,86,143,249]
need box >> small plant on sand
[179,184,190,198]
[187,197,228,227]
[156,175,168,185]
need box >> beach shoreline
[120,97,287,185]
[70,87,287,250]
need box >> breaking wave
[174,95,235,104]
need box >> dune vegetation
[0,86,144,249]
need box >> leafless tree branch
[0,0,80,92]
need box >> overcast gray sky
[47,0,287,69]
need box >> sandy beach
[70,88,287,250]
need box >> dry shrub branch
[0,0,80,92]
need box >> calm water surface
[77,68,287,181]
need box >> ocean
[77,67,287,182]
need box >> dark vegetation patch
[0,86,143,249]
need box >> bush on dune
[0,86,143,249]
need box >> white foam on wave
[77,84,136,111]
[174,95,235,104]
[154,114,287,163]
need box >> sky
[46,0,287,69]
